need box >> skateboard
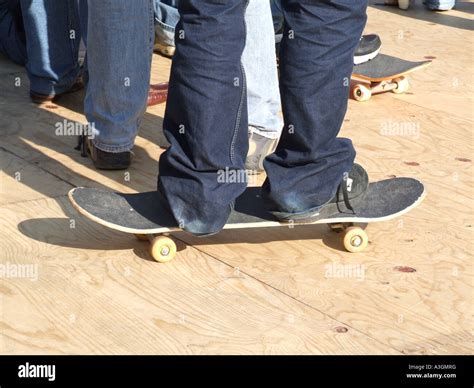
[351,54,431,101]
[68,177,425,263]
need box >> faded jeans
[154,0,282,138]
[0,0,82,95]
[84,0,154,152]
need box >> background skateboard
[351,54,431,101]
[69,178,425,262]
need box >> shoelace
[74,132,88,157]
[339,175,355,214]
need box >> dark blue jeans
[159,0,368,235]
[0,0,27,65]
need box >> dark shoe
[354,34,382,65]
[147,83,168,107]
[30,77,84,104]
[276,163,369,222]
[76,135,132,170]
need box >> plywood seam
[171,234,404,355]
[0,146,75,191]
[0,193,68,209]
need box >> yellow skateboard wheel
[342,227,369,253]
[150,236,177,263]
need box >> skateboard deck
[351,54,431,101]
[69,177,425,262]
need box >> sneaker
[354,34,382,65]
[154,41,175,58]
[275,163,370,222]
[424,0,455,10]
[245,131,279,173]
[384,0,410,10]
[76,135,132,170]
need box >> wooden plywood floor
[0,1,472,354]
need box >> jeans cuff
[92,139,134,153]
[29,66,81,96]
[249,125,281,139]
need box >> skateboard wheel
[392,77,409,94]
[135,234,149,241]
[342,227,369,253]
[352,84,372,102]
[150,236,177,263]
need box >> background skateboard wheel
[352,84,372,102]
[150,236,177,263]
[392,77,409,94]
[135,234,149,241]
[342,227,369,253]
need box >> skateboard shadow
[17,217,176,263]
[17,217,352,263]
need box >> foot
[77,135,132,170]
[424,0,455,10]
[147,83,168,107]
[275,163,370,222]
[245,131,279,173]
[30,77,84,104]
[354,34,382,65]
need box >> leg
[158,0,248,235]
[271,0,284,34]
[243,0,283,171]
[85,0,154,152]
[20,0,81,95]
[263,0,368,218]
[244,0,282,140]
[154,0,180,55]
[0,2,27,65]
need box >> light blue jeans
[84,0,155,152]
[243,0,282,139]
[6,0,82,95]
[155,0,282,139]
[154,0,178,48]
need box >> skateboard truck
[351,77,410,102]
